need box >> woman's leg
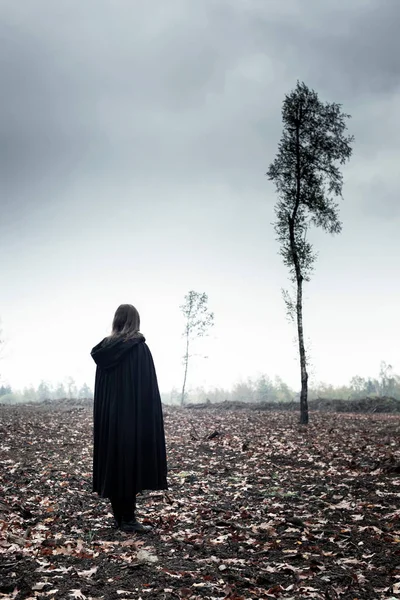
[110,496,135,526]
[110,497,123,527]
[120,497,135,523]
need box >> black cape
[91,335,167,499]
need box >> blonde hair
[110,304,143,340]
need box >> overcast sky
[1,0,399,394]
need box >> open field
[1,403,400,599]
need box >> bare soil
[1,403,400,599]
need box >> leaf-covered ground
[1,403,400,599]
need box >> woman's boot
[120,497,151,533]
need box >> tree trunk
[292,114,308,425]
[181,334,190,406]
[296,274,309,424]
[288,212,309,424]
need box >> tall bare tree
[267,81,354,424]
[180,291,214,406]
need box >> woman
[91,304,167,533]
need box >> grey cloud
[0,0,399,216]
[244,0,400,98]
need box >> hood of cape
[91,335,146,370]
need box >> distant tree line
[161,362,400,406]
[1,362,399,406]
[0,377,93,404]
[310,362,400,402]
